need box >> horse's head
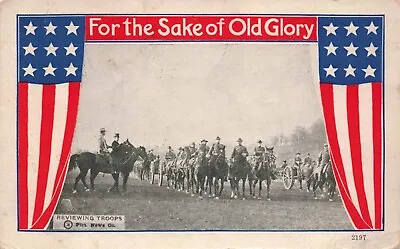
[137,146,148,159]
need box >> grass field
[55,170,353,230]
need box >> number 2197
[352,234,366,241]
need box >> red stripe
[18,83,29,229]
[346,85,372,227]
[32,85,56,225]
[320,83,370,229]
[372,82,382,229]
[32,82,80,229]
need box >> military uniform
[165,150,176,161]
[231,144,249,160]
[303,155,312,166]
[254,145,266,167]
[316,146,330,181]
[111,140,120,152]
[209,143,226,157]
[97,130,114,173]
[198,144,210,154]
[294,156,302,167]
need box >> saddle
[95,154,114,173]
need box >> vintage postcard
[0,0,399,248]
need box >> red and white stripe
[18,82,80,230]
[320,82,383,230]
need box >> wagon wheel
[283,166,294,190]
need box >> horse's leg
[213,177,219,199]
[312,174,318,199]
[122,172,129,192]
[258,180,262,200]
[208,175,214,197]
[248,178,252,196]
[266,178,271,200]
[219,178,224,198]
[89,169,98,192]
[241,178,246,200]
[252,179,258,198]
[299,177,303,190]
[73,170,83,193]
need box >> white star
[64,63,78,76]
[324,64,338,77]
[344,22,359,36]
[362,65,376,78]
[65,21,79,35]
[365,21,379,35]
[344,64,356,77]
[64,43,78,56]
[22,63,36,77]
[365,42,378,57]
[44,43,58,56]
[24,21,37,35]
[323,23,338,36]
[44,22,57,35]
[43,63,57,76]
[344,42,358,56]
[23,42,37,56]
[324,42,338,56]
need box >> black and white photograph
[56,43,351,230]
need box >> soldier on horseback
[231,138,249,161]
[197,139,210,154]
[111,133,121,152]
[165,146,176,161]
[207,136,226,162]
[97,128,116,174]
[304,153,312,166]
[265,146,277,180]
[254,140,266,169]
[316,143,330,182]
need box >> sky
[71,43,323,153]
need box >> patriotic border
[16,13,385,232]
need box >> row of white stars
[324,64,376,78]
[323,21,379,36]
[23,42,78,56]
[22,63,78,77]
[324,42,378,57]
[23,21,79,36]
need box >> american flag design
[18,16,84,229]
[16,15,384,230]
[318,16,383,230]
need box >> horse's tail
[68,153,79,172]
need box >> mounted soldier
[148,149,156,162]
[97,128,115,173]
[265,146,277,180]
[316,143,331,182]
[254,139,266,169]
[197,139,210,155]
[294,152,302,169]
[231,138,249,161]
[165,146,176,162]
[111,133,121,152]
[208,136,226,161]
[304,153,312,166]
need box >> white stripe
[42,83,69,212]
[358,83,374,225]
[333,85,362,215]
[27,84,43,228]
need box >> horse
[311,161,336,201]
[230,154,253,200]
[69,139,146,193]
[298,161,315,192]
[193,150,209,198]
[206,154,226,198]
[150,157,161,185]
[251,153,274,200]
[163,158,177,189]
[135,155,151,182]
[212,155,229,199]
[185,149,197,195]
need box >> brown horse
[311,161,336,201]
[69,139,146,193]
[193,150,209,198]
[251,153,274,200]
[229,154,253,200]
